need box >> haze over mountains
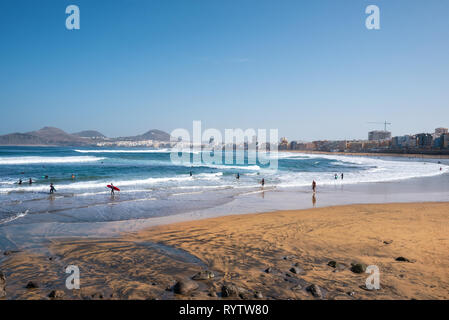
[0,127,171,146]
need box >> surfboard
[107,185,120,191]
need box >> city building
[435,128,448,136]
[368,130,391,141]
[416,133,433,149]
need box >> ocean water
[0,146,447,226]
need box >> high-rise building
[435,128,448,136]
[416,133,433,149]
[368,130,391,141]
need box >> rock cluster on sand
[307,284,323,298]
[173,280,199,295]
[221,283,248,298]
[48,290,65,299]
[350,263,367,274]
[0,271,6,298]
[192,270,215,280]
[328,260,347,271]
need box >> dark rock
[221,283,243,298]
[3,250,19,256]
[91,292,104,299]
[350,263,367,274]
[383,240,393,245]
[282,255,296,260]
[264,267,273,273]
[307,284,323,298]
[192,270,215,280]
[25,281,39,289]
[173,280,199,295]
[289,266,305,275]
[395,257,413,263]
[48,290,65,299]
[0,271,6,298]
[328,261,347,271]
[254,291,263,299]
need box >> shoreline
[1,201,449,300]
[286,150,449,159]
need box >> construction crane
[367,121,392,132]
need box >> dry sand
[1,202,449,300]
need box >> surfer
[18,179,22,185]
[190,171,193,177]
[341,173,344,180]
[110,183,115,195]
[236,173,240,180]
[50,183,56,194]
[312,180,316,193]
[71,174,75,179]
[44,175,48,179]
[334,174,338,180]
[29,178,33,185]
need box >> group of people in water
[17,173,77,195]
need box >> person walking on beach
[49,183,56,194]
[312,180,316,193]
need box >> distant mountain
[0,133,46,146]
[73,130,106,139]
[0,127,171,146]
[118,129,171,142]
[0,127,89,146]
[27,127,87,145]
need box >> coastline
[1,202,449,300]
[286,150,449,159]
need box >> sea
[0,146,448,246]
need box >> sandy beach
[1,202,448,300]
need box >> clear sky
[1,0,448,141]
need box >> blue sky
[0,0,448,140]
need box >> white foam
[0,210,29,225]
[275,154,449,187]
[74,149,171,153]
[0,156,105,165]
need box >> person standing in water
[189,171,193,177]
[236,173,240,180]
[261,178,265,187]
[50,183,56,194]
[18,179,22,185]
[312,180,317,193]
[71,174,75,179]
[29,178,33,185]
[110,183,115,195]
[334,174,338,180]
[341,173,344,180]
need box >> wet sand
[1,202,449,300]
